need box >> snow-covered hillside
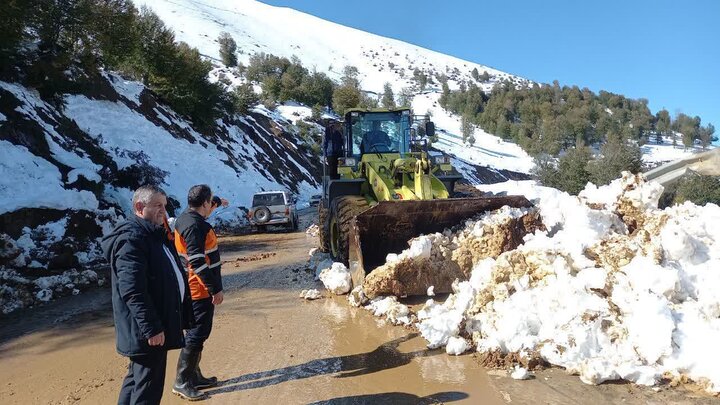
[0,73,322,313]
[132,0,545,174]
[136,0,706,172]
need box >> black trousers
[185,297,214,351]
[326,155,339,179]
[118,350,168,405]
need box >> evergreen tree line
[439,80,716,156]
[237,54,386,116]
[1,0,229,128]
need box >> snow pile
[319,262,352,295]
[364,296,413,326]
[1,268,100,313]
[446,336,471,355]
[510,366,532,380]
[409,172,720,392]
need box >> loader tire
[329,196,370,265]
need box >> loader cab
[345,109,412,158]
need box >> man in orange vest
[172,185,225,400]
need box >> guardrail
[644,148,720,186]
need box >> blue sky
[262,0,719,132]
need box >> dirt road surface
[0,208,716,404]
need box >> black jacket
[101,215,194,357]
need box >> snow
[408,173,720,392]
[364,296,412,325]
[385,235,433,264]
[299,289,322,300]
[319,262,351,295]
[62,94,314,220]
[337,172,720,393]
[445,336,470,355]
[67,168,102,183]
[134,0,517,95]
[413,93,535,173]
[106,72,144,105]
[0,141,99,215]
[642,135,707,165]
[510,366,532,380]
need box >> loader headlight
[340,157,356,167]
[432,155,451,164]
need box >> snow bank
[349,172,720,393]
[408,172,720,392]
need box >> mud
[363,210,544,299]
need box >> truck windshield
[349,111,411,156]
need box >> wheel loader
[318,108,531,288]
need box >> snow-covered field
[313,173,720,393]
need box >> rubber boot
[172,348,208,401]
[194,351,218,389]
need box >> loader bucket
[348,196,533,288]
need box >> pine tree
[588,134,642,186]
[397,87,414,107]
[217,32,238,67]
[332,85,361,115]
[471,67,480,82]
[674,174,720,206]
[1,0,34,71]
[655,109,671,144]
[555,145,592,195]
[461,114,474,143]
[381,82,395,108]
[232,83,259,114]
[699,124,715,149]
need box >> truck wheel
[329,196,369,265]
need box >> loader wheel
[318,204,329,252]
[329,196,370,265]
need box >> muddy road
[0,208,715,404]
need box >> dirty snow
[351,173,720,393]
[299,289,322,300]
[364,296,412,326]
[319,262,351,295]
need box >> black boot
[194,351,218,389]
[172,348,208,401]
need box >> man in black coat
[102,185,194,405]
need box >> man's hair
[132,184,166,207]
[188,184,212,208]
